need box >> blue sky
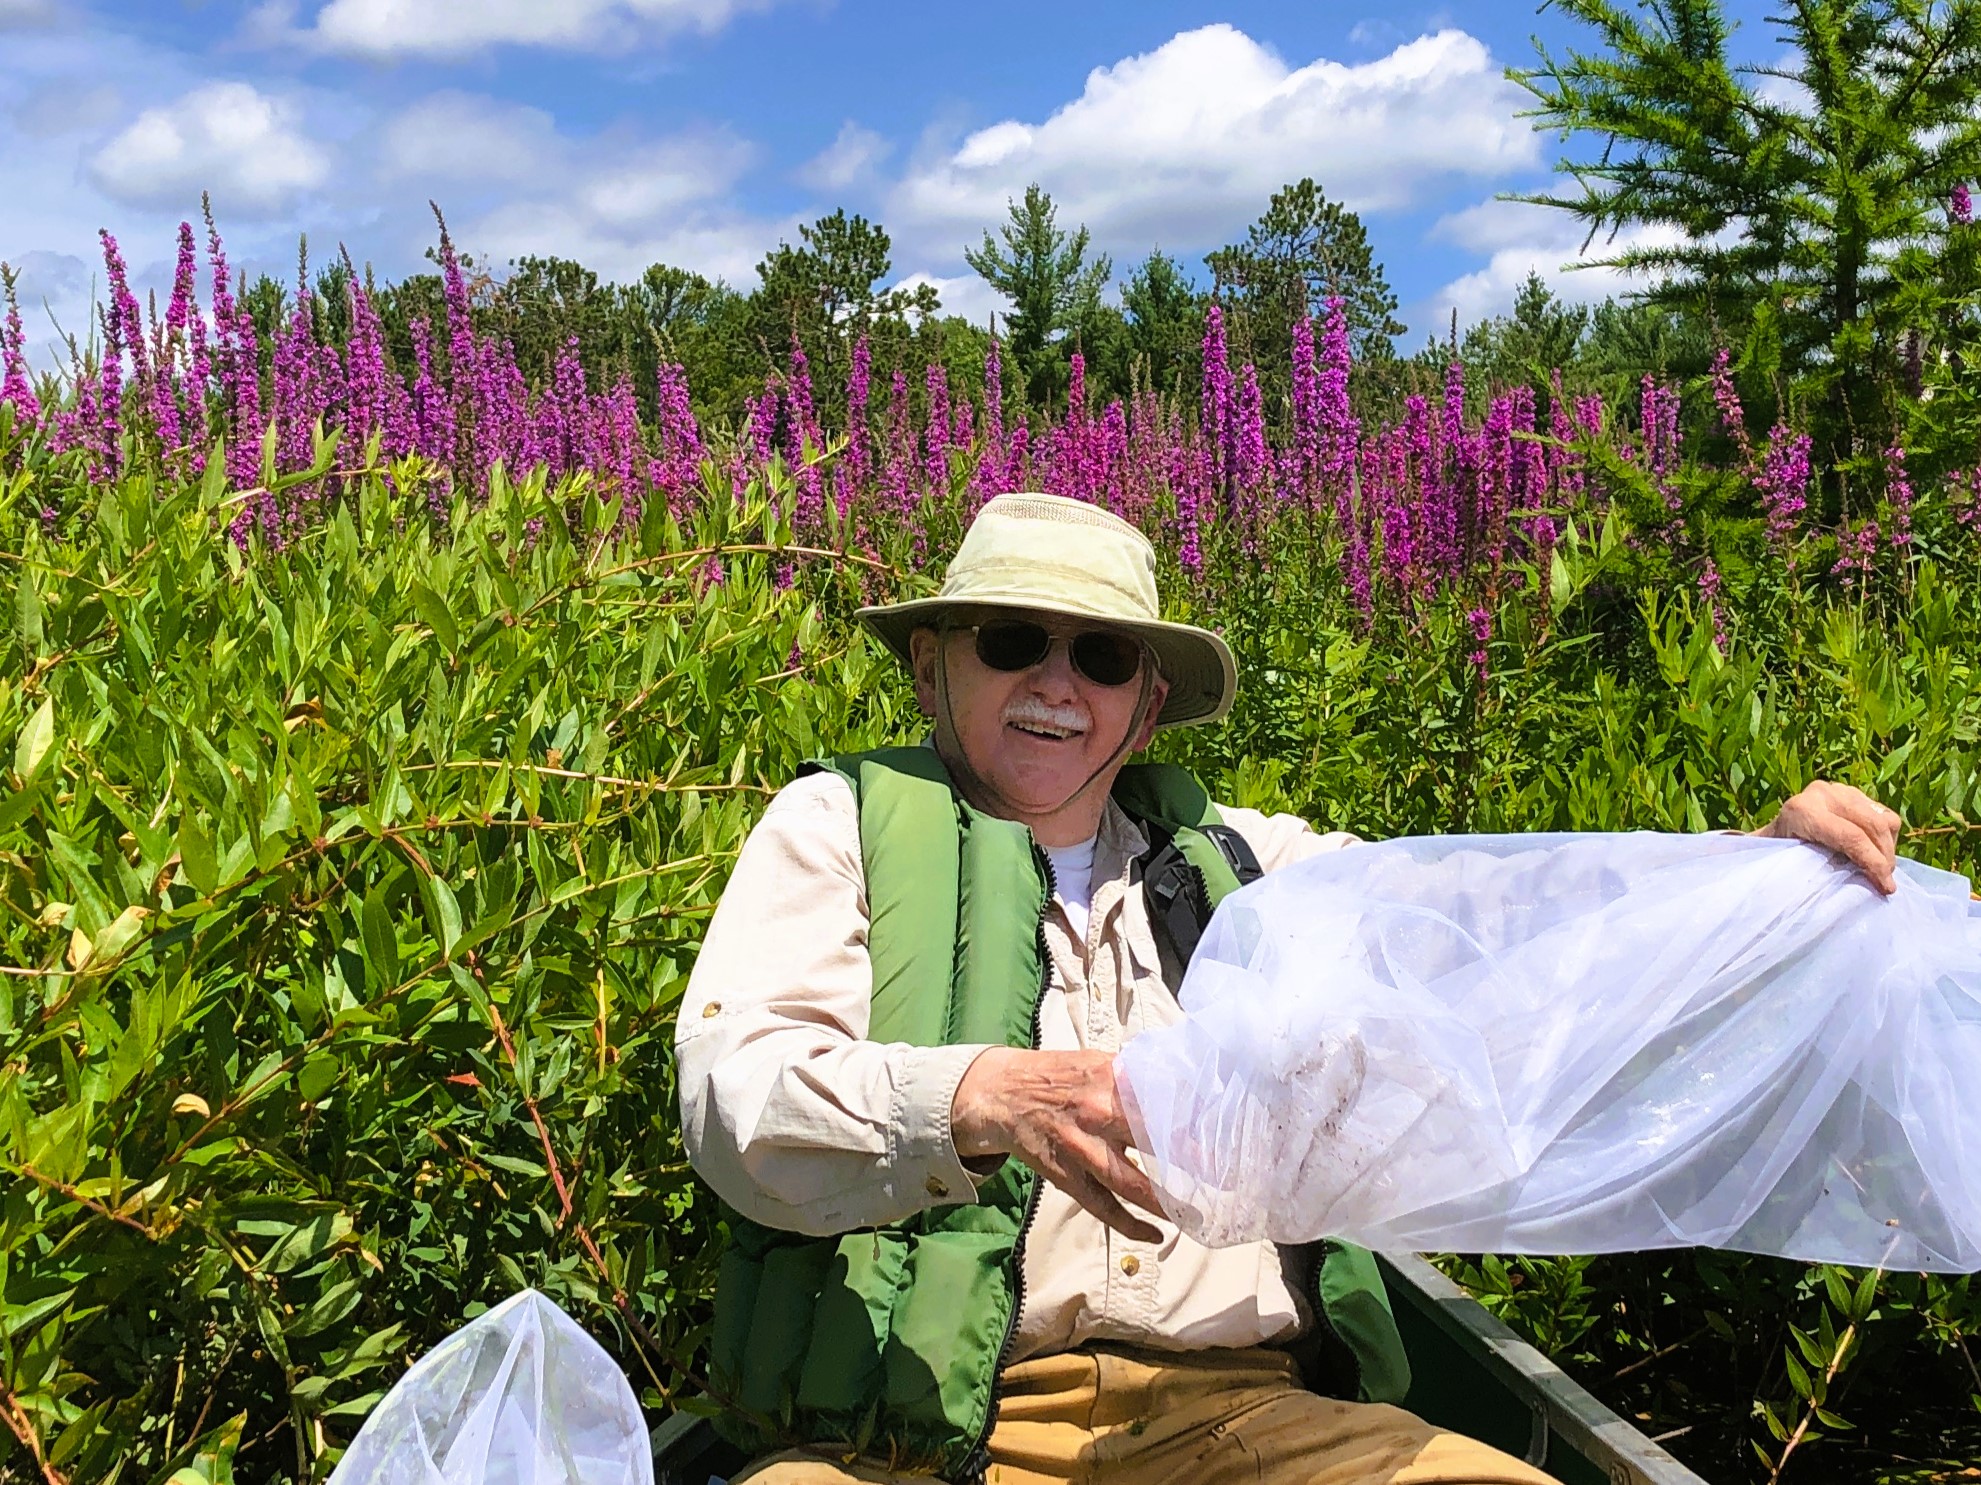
[1,0,1789,366]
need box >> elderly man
[675,493,1901,1485]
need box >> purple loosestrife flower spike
[1955,468,1981,533]
[654,361,705,517]
[1286,311,1321,509]
[784,337,825,531]
[343,279,389,449]
[96,230,139,477]
[1757,424,1811,561]
[880,369,913,517]
[1467,607,1492,681]
[1833,519,1880,580]
[434,213,480,478]
[1884,441,1915,549]
[1098,397,1128,517]
[1698,557,1728,650]
[224,281,263,494]
[975,338,1006,509]
[1200,303,1234,495]
[838,335,872,517]
[1954,183,1973,226]
[154,222,200,458]
[923,360,951,499]
[1316,298,1358,529]
[1435,362,1467,579]
[1710,348,1750,467]
[0,267,37,430]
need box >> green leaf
[2,1285,76,1341]
[419,872,463,959]
[16,572,42,656]
[261,1211,355,1273]
[175,818,219,897]
[13,695,53,783]
[155,1410,244,1485]
[411,581,459,656]
[1783,1348,1813,1400]
[361,885,399,990]
[297,1051,340,1104]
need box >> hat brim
[855,596,1237,730]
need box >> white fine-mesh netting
[327,1290,653,1485]
[1115,832,1981,1269]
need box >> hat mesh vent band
[996,496,1141,536]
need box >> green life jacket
[707,747,1408,1480]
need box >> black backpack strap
[1139,823,1210,972]
[1136,821,1263,977]
[1200,822,1264,888]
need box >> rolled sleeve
[895,1043,1001,1204]
[676,771,999,1236]
[1214,801,1362,873]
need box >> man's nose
[1030,637,1082,694]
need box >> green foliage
[1460,273,1591,412]
[0,451,924,1481]
[1512,0,1981,482]
[1207,177,1407,369]
[964,183,1114,405]
[2,409,1980,1480]
[1119,250,1207,401]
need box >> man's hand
[1757,780,1903,895]
[950,1047,1164,1242]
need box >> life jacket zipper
[959,843,1056,1483]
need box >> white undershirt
[1043,835,1099,945]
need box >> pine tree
[1512,0,1981,497]
[1206,178,1406,366]
[965,184,1112,406]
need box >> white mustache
[1003,699,1090,734]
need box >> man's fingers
[1839,791,1902,850]
[1060,1169,1162,1243]
[1824,794,1901,894]
[1097,1143,1166,1221]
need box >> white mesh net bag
[1116,833,1981,1270]
[328,1290,653,1485]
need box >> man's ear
[1129,676,1170,752]
[909,628,941,718]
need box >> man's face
[909,613,1169,827]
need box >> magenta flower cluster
[8,216,1962,633]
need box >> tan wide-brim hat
[855,492,1237,729]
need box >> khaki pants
[737,1345,1557,1484]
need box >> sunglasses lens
[974,620,1051,672]
[1071,631,1143,687]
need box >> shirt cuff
[894,1042,1001,1208]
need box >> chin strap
[932,633,1158,827]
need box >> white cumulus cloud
[889,270,1007,329]
[290,0,776,57]
[372,93,778,284]
[801,121,890,192]
[1424,197,1692,328]
[87,81,329,217]
[891,24,1540,255]
[379,92,564,185]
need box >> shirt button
[925,1176,950,1200]
[700,1001,721,1018]
[1119,1254,1141,1277]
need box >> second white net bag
[1115,833,1981,1270]
[327,1289,652,1485]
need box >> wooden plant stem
[0,1379,71,1485]
[477,970,673,1398]
[1766,1317,1858,1485]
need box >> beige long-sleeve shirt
[675,770,1358,1360]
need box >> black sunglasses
[962,619,1145,688]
